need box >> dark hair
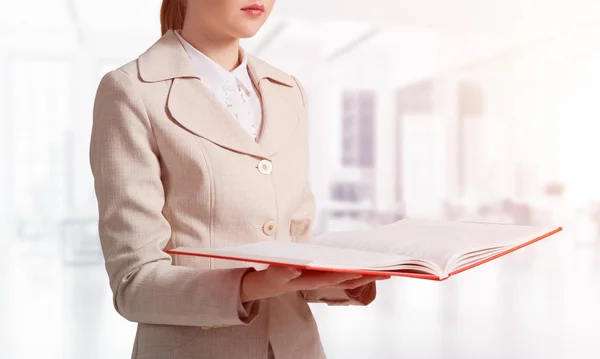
[160,0,187,35]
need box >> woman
[90,0,388,358]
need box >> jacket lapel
[138,30,300,159]
[167,78,266,158]
[247,56,300,157]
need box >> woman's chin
[233,25,264,39]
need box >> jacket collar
[142,30,300,159]
[138,29,294,87]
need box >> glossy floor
[1,230,599,359]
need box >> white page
[314,219,558,273]
[173,241,418,271]
[451,247,507,272]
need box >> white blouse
[175,31,263,141]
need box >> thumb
[282,266,303,279]
[269,265,303,281]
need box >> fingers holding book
[324,273,390,290]
[240,265,390,303]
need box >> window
[341,91,375,168]
[396,80,435,202]
[10,59,71,232]
[330,181,373,203]
[458,81,485,196]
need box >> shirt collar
[139,30,295,87]
[174,30,253,94]
[232,51,255,94]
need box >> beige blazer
[90,30,376,359]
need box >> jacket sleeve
[291,75,376,307]
[90,69,260,328]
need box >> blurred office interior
[1,0,599,358]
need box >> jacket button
[258,159,272,175]
[263,221,278,236]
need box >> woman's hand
[240,266,390,303]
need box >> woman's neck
[180,26,241,71]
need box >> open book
[167,219,563,281]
